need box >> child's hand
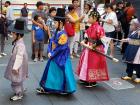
[12,70,19,75]
[48,53,51,58]
[32,39,35,43]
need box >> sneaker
[8,34,13,38]
[34,58,38,62]
[121,76,132,80]
[73,53,80,58]
[0,55,2,58]
[40,58,44,62]
[10,95,23,101]
[1,53,7,56]
[70,54,74,59]
[134,78,140,83]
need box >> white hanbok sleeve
[13,45,25,70]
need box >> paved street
[0,33,140,105]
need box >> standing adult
[0,14,8,58]
[67,5,84,59]
[5,1,15,37]
[101,4,118,57]
[21,3,29,27]
[31,1,48,59]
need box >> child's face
[54,21,59,29]
[12,32,17,40]
[130,23,136,31]
[50,11,57,17]
[88,16,97,24]
[38,17,43,23]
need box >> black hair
[34,15,39,21]
[36,1,44,8]
[68,5,75,11]
[5,1,11,5]
[85,3,92,10]
[12,33,24,45]
[126,2,132,7]
[49,7,56,14]
[104,3,113,10]
[72,0,79,3]
[24,3,27,5]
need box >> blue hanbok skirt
[40,57,76,93]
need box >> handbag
[64,21,75,37]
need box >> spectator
[5,1,14,37]
[32,15,48,62]
[101,4,118,57]
[31,1,48,59]
[21,3,29,27]
[67,5,84,59]
[0,13,8,58]
[46,7,56,37]
[115,1,128,44]
[72,0,81,16]
[83,2,92,29]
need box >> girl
[77,10,109,87]
[121,17,140,83]
[36,8,76,94]
[4,19,28,101]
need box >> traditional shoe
[134,78,140,83]
[36,87,49,94]
[79,80,86,84]
[92,82,97,87]
[121,76,132,80]
[59,92,69,95]
[85,83,93,88]
[10,95,23,101]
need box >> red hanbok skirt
[76,46,109,82]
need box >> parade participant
[36,8,76,94]
[121,18,140,83]
[76,10,109,87]
[4,19,28,101]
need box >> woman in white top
[83,3,92,29]
[101,4,118,57]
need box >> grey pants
[11,82,24,96]
[0,34,5,53]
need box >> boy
[32,15,48,62]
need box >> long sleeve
[50,34,68,57]
[13,45,25,70]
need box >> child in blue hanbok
[36,8,76,94]
[122,18,140,83]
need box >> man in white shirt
[5,1,14,26]
[101,4,118,57]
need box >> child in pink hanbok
[77,10,109,87]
